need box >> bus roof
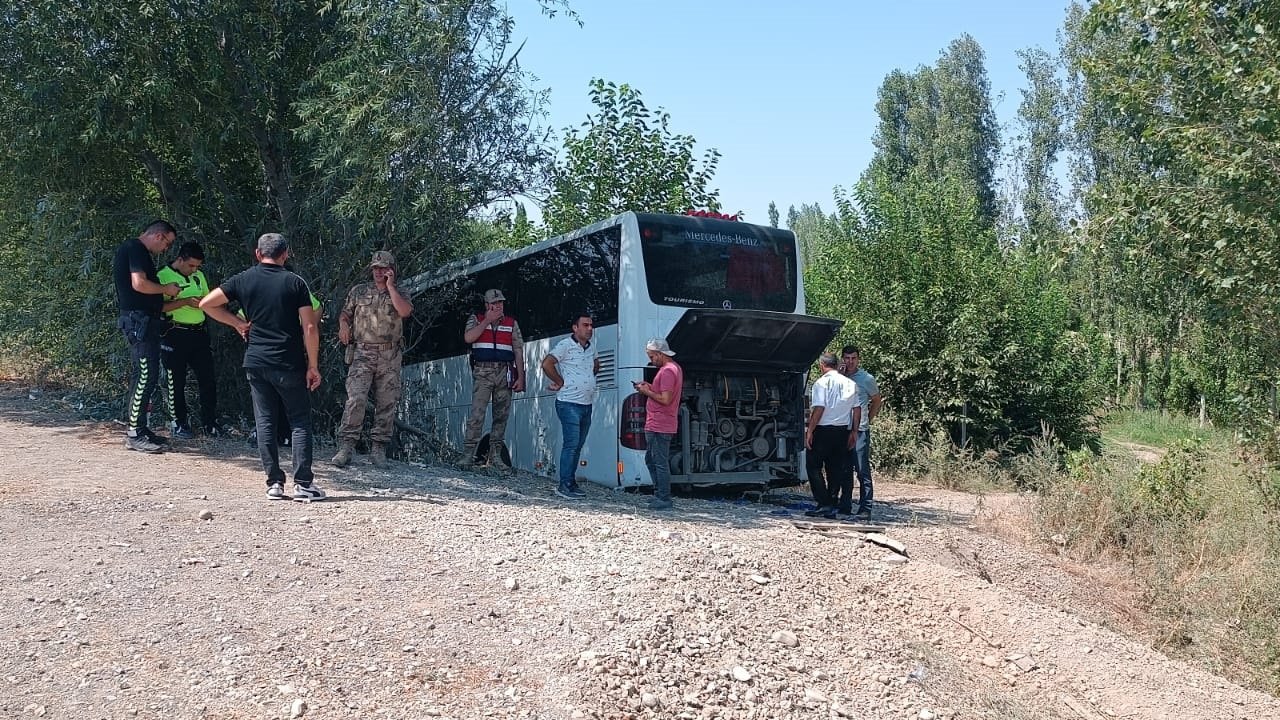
[403,212,634,296]
[403,211,792,296]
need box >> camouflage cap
[370,250,396,268]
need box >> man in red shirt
[633,338,683,510]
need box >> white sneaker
[292,484,326,502]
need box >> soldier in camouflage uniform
[459,288,525,469]
[332,251,414,468]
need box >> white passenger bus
[401,211,840,489]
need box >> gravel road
[1,386,1275,720]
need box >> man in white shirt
[541,312,599,500]
[803,352,862,519]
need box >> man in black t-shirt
[200,233,325,501]
[114,220,180,453]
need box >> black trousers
[119,311,161,435]
[161,324,217,429]
[246,367,314,487]
[807,425,853,512]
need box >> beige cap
[370,250,396,268]
[483,289,506,303]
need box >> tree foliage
[1060,0,1280,452]
[805,173,1100,453]
[0,0,555,420]
[543,79,721,234]
[1010,47,1066,249]
[866,35,1001,226]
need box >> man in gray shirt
[842,345,883,518]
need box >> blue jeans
[849,429,873,510]
[555,400,592,491]
[247,367,314,487]
[645,431,674,502]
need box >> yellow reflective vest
[157,266,209,325]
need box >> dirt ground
[1,382,1276,720]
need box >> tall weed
[1035,413,1280,695]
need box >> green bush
[869,408,923,471]
[1131,440,1207,523]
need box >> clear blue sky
[507,0,1072,224]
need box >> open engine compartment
[670,368,807,486]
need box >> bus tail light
[620,392,647,450]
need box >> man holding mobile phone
[633,338,683,510]
[332,251,414,468]
[460,288,525,470]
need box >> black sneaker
[142,429,169,445]
[124,434,164,454]
[804,506,830,518]
[567,485,588,499]
[171,424,195,440]
[553,486,581,501]
[821,508,840,519]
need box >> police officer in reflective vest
[332,250,414,468]
[459,288,525,468]
[158,241,223,439]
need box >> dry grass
[1033,411,1280,696]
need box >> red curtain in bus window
[726,244,786,300]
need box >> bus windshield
[638,216,798,312]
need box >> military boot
[489,442,513,474]
[331,442,354,468]
[371,443,388,468]
[458,445,477,469]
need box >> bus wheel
[476,434,512,467]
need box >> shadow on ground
[0,380,972,533]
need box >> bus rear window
[639,219,798,312]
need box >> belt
[356,341,396,349]
[171,321,206,330]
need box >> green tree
[1011,47,1065,250]
[788,202,840,269]
[0,0,558,418]
[806,172,1099,453]
[543,79,721,234]
[866,34,1001,225]
[767,201,779,228]
[1060,0,1279,436]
